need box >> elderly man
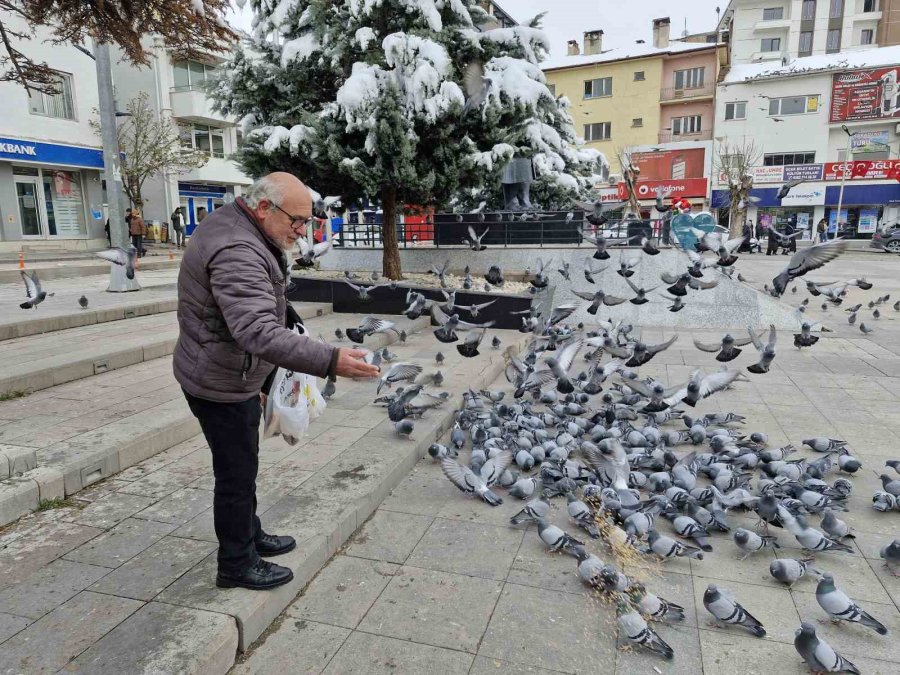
[175,172,379,591]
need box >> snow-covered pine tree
[211,0,605,279]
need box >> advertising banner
[830,67,900,122]
[778,185,826,206]
[850,129,891,153]
[823,159,900,180]
[783,164,824,181]
[629,178,709,199]
[632,148,705,180]
[858,208,879,233]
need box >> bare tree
[615,147,643,218]
[714,139,761,236]
[92,92,208,210]
[0,0,234,94]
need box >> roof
[724,45,900,84]
[542,40,720,72]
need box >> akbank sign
[0,137,103,169]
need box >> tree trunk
[381,186,402,280]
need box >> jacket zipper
[242,353,252,381]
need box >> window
[180,123,225,158]
[725,101,747,120]
[172,59,218,90]
[584,122,611,141]
[829,0,843,18]
[674,67,705,90]
[861,29,874,45]
[27,72,75,120]
[763,7,784,20]
[799,31,813,55]
[672,115,702,135]
[769,95,819,115]
[634,71,645,81]
[864,0,877,10]
[761,37,782,52]
[584,77,612,98]
[632,118,643,127]
[763,152,816,166]
[826,28,841,52]
[802,0,816,20]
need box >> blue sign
[178,182,227,199]
[783,164,824,181]
[670,212,718,251]
[0,136,103,169]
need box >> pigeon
[431,259,450,288]
[542,338,584,394]
[342,278,388,301]
[394,419,414,437]
[534,518,585,557]
[576,199,626,229]
[777,179,805,200]
[746,324,777,374]
[322,377,336,400]
[873,308,881,319]
[646,528,703,560]
[19,270,54,309]
[485,265,504,286]
[703,584,766,637]
[427,443,458,460]
[733,527,779,559]
[380,347,397,363]
[403,292,431,320]
[639,237,660,256]
[661,293,685,312]
[345,316,400,344]
[820,508,853,541]
[616,255,640,278]
[510,498,550,525]
[786,513,854,553]
[660,270,718,296]
[334,328,344,341]
[815,572,888,635]
[859,322,873,334]
[456,299,497,318]
[694,332,760,363]
[466,225,489,251]
[771,239,847,296]
[626,581,686,622]
[566,493,600,538]
[879,473,900,496]
[440,457,502,506]
[491,335,501,350]
[376,362,423,394]
[615,599,674,660]
[435,351,444,365]
[296,227,332,266]
[431,305,495,343]
[769,558,819,587]
[880,540,900,575]
[78,294,88,310]
[664,369,745,408]
[794,323,819,349]
[583,262,607,284]
[95,246,137,279]
[457,328,488,358]
[803,438,847,453]
[794,622,860,674]
[557,261,571,281]
[571,288,628,314]
[623,277,659,305]
[608,335,678,368]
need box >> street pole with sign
[834,125,854,241]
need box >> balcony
[658,129,713,143]
[169,85,229,124]
[180,156,252,186]
[753,18,791,32]
[660,83,715,103]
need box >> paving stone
[0,612,31,643]
[169,507,217,543]
[379,466,460,517]
[63,517,176,568]
[478,582,617,673]
[405,518,523,581]
[134,487,213,525]
[116,468,196,498]
[64,601,238,675]
[468,656,566,674]
[0,520,102,588]
[615,623,702,675]
[322,630,473,675]
[89,535,216,601]
[70,491,155,529]
[0,558,110,620]
[698,629,804,675]
[233,619,350,675]
[0,591,142,674]
[287,556,398,629]
[344,509,433,564]
[357,565,501,653]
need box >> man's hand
[334,348,380,379]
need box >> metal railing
[333,212,671,249]
[658,129,713,143]
[660,83,715,101]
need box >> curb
[0,259,181,285]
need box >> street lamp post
[834,124,853,241]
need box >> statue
[501,157,535,210]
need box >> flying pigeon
[746,324,777,374]
[19,270,54,309]
[440,457,502,506]
[693,332,761,363]
[95,246,137,279]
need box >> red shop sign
[823,159,900,180]
[622,178,708,199]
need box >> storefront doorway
[12,166,87,239]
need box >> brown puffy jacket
[173,199,337,402]
[129,216,147,236]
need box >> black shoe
[216,558,293,590]
[256,532,296,557]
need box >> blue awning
[712,183,900,207]
[0,137,103,169]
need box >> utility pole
[94,41,141,292]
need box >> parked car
[871,226,900,252]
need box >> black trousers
[131,234,144,257]
[184,390,263,574]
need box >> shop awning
[0,137,103,169]
[712,183,900,208]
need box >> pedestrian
[783,214,797,255]
[174,172,380,591]
[765,223,779,255]
[739,220,753,253]
[816,218,826,243]
[129,208,147,257]
[197,206,207,223]
[171,207,186,249]
[104,218,111,247]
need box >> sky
[227,1,725,57]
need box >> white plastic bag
[262,326,327,445]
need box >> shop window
[725,101,746,120]
[763,152,816,165]
[584,122,611,141]
[769,95,818,115]
[27,72,75,120]
[41,170,86,236]
[584,77,612,99]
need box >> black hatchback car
[871,225,900,252]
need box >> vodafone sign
[627,178,708,199]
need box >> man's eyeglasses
[270,202,315,229]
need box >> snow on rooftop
[724,45,900,84]
[541,40,719,71]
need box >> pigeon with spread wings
[431,304,495,343]
[95,246,137,280]
[771,239,847,296]
[664,368,746,407]
[19,270,54,309]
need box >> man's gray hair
[244,174,286,209]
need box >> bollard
[18,250,24,270]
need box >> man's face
[258,188,312,250]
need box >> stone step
[0,258,181,285]
[0,311,430,528]
[0,302,331,396]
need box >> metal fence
[334,211,668,249]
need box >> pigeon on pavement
[703,584,766,637]
[816,572,888,634]
[794,622,860,674]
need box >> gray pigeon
[794,622,860,674]
[334,328,344,341]
[785,513,853,553]
[435,352,444,365]
[615,599,674,659]
[746,324,777,374]
[820,508,853,540]
[703,584,766,637]
[646,528,703,560]
[510,498,550,525]
[440,457,502,506]
[816,572,888,635]
[19,270,54,309]
[860,322,874,334]
[733,527,779,560]
[376,362,423,395]
[394,419,414,437]
[880,473,900,496]
[535,518,584,557]
[769,558,819,587]
[880,539,900,574]
[626,581,686,622]
[574,549,605,587]
[491,335,501,350]
[566,493,600,539]
[803,438,847,453]
[322,378,336,400]
[78,294,88,309]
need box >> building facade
[110,36,252,234]
[543,19,725,211]
[712,45,900,237]
[0,16,107,250]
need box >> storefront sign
[828,209,847,231]
[630,178,708,199]
[831,67,900,122]
[632,148,705,180]
[592,184,625,202]
[783,164,824,181]
[717,165,783,184]
[858,208,879,233]
[779,185,826,206]
[851,130,891,153]
[823,159,900,180]
[0,136,103,169]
